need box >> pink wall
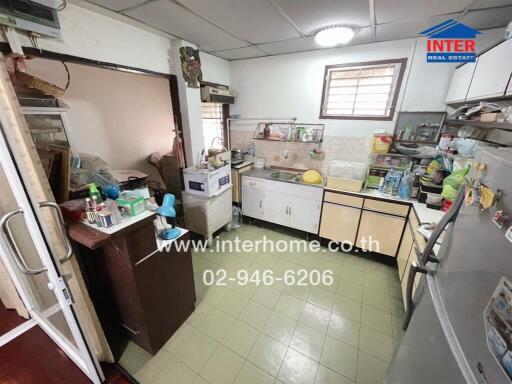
[25,58,175,183]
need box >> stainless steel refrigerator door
[384,279,468,384]
[435,147,512,384]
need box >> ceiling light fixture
[314,25,356,47]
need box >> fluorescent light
[314,25,355,47]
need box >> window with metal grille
[319,59,407,121]
[201,102,224,150]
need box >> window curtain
[0,54,113,362]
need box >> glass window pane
[323,61,402,119]
[201,103,224,149]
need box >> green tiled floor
[121,223,405,384]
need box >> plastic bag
[442,165,470,201]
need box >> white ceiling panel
[470,0,512,9]
[375,0,471,24]
[176,0,299,43]
[376,14,461,42]
[257,37,312,55]
[86,0,148,12]
[214,46,266,60]
[124,0,246,51]
[274,0,371,36]
[462,6,512,29]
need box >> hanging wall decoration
[179,46,202,88]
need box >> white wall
[229,39,416,138]
[201,52,231,85]
[229,29,505,138]
[1,3,174,74]
[24,58,176,183]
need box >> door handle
[418,187,464,266]
[39,201,74,263]
[0,208,47,275]
[402,261,428,330]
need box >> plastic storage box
[326,161,368,192]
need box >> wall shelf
[445,119,512,131]
[253,122,324,144]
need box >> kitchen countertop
[243,168,326,188]
[243,168,445,224]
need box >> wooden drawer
[324,191,363,208]
[363,199,409,217]
[356,211,406,257]
[319,202,361,244]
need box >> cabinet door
[288,195,322,233]
[356,211,406,257]
[444,62,476,103]
[263,190,289,227]
[319,202,361,244]
[241,178,265,219]
[397,223,414,281]
[401,244,422,310]
[467,39,512,100]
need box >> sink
[270,171,300,181]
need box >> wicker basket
[15,61,70,98]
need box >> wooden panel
[133,232,195,354]
[397,223,414,282]
[363,199,409,216]
[324,191,363,208]
[128,221,158,265]
[231,170,239,203]
[356,211,406,257]
[319,202,361,244]
[401,245,422,310]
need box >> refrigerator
[385,146,512,384]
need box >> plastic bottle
[89,183,102,202]
[383,169,395,194]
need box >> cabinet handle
[402,261,429,330]
[259,200,262,208]
[289,206,292,215]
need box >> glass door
[0,127,103,384]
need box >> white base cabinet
[241,176,322,234]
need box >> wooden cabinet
[70,216,196,356]
[232,163,252,203]
[467,39,512,100]
[356,211,406,257]
[397,223,414,280]
[319,202,361,244]
[445,62,476,103]
[242,176,322,234]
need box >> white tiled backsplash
[230,130,372,174]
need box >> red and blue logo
[420,19,481,63]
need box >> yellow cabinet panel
[319,202,361,244]
[397,223,414,281]
[356,211,406,257]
